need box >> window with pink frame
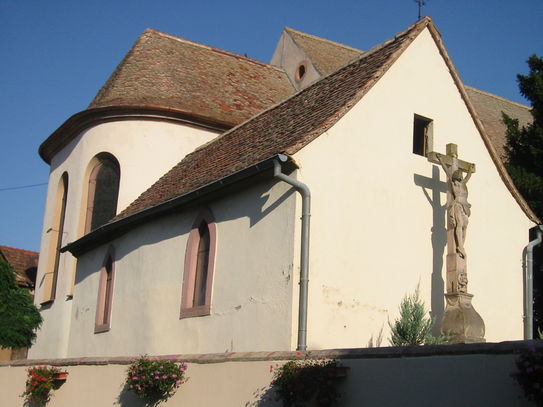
[95,249,115,333]
[180,209,217,318]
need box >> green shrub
[389,287,446,346]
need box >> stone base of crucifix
[441,292,485,343]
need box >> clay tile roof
[465,86,532,161]
[0,245,39,286]
[89,29,296,127]
[285,27,364,75]
[114,19,428,222]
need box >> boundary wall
[0,341,537,406]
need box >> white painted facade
[30,26,536,358]
[65,179,296,357]
[292,28,533,346]
[30,120,218,358]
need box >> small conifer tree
[389,287,444,346]
[0,258,42,349]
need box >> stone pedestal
[441,292,485,343]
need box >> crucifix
[427,143,475,293]
[427,143,485,342]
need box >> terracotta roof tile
[114,19,427,222]
[90,29,296,126]
[0,245,39,286]
[465,86,532,161]
[285,27,364,75]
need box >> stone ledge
[2,340,539,368]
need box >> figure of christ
[437,154,474,258]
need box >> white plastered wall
[65,178,296,357]
[292,27,535,349]
[30,120,218,358]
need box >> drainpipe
[524,225,543,339]
[273,154,311,351]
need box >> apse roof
[90,29,296,127]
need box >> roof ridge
[143,28,286,72]
[284,26,364,53]
[465,85,530,110]
[0,245,38,255]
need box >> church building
[29,17,539,359]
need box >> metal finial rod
[414,0,426,20]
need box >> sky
[1,0,542,252]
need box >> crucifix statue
[428,143,485,342]
[428,143,475,293]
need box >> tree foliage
[503,55,543,220]
[388,287,444,346]
[0,258,42,349]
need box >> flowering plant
[125,357,188,405]
[511,344,543,404]
[270,357,346,407]
[21,366,61,406]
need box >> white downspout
[273,155,311,351]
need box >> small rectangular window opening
[413,114,433,156]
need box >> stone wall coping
[2,340,540,368]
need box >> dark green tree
[0,258,42,349]
[503,55,543,337]
[502,55,543,220]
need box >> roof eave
[61,154,297,257]
[38,106,236,164]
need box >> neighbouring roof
[0,245,39,287]
[285,27,364,75]
[112,19,426,222]
[465,86,532,161]
[89,29,295,127]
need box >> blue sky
[1,0,542,251]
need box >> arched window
[85,153,120,234]
[180,209,217,318]
[95,249,115,333]
[42,172,68,303]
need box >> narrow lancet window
[95,250,115,333]
[181,209,217,318]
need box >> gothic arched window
[180,209,217,318]
[85,154,120,234]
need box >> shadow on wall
[414,165,447,336]
[117,388,147,407]
[75,177,296,287]
[246,384,276,407]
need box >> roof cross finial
[414,0,426,20]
